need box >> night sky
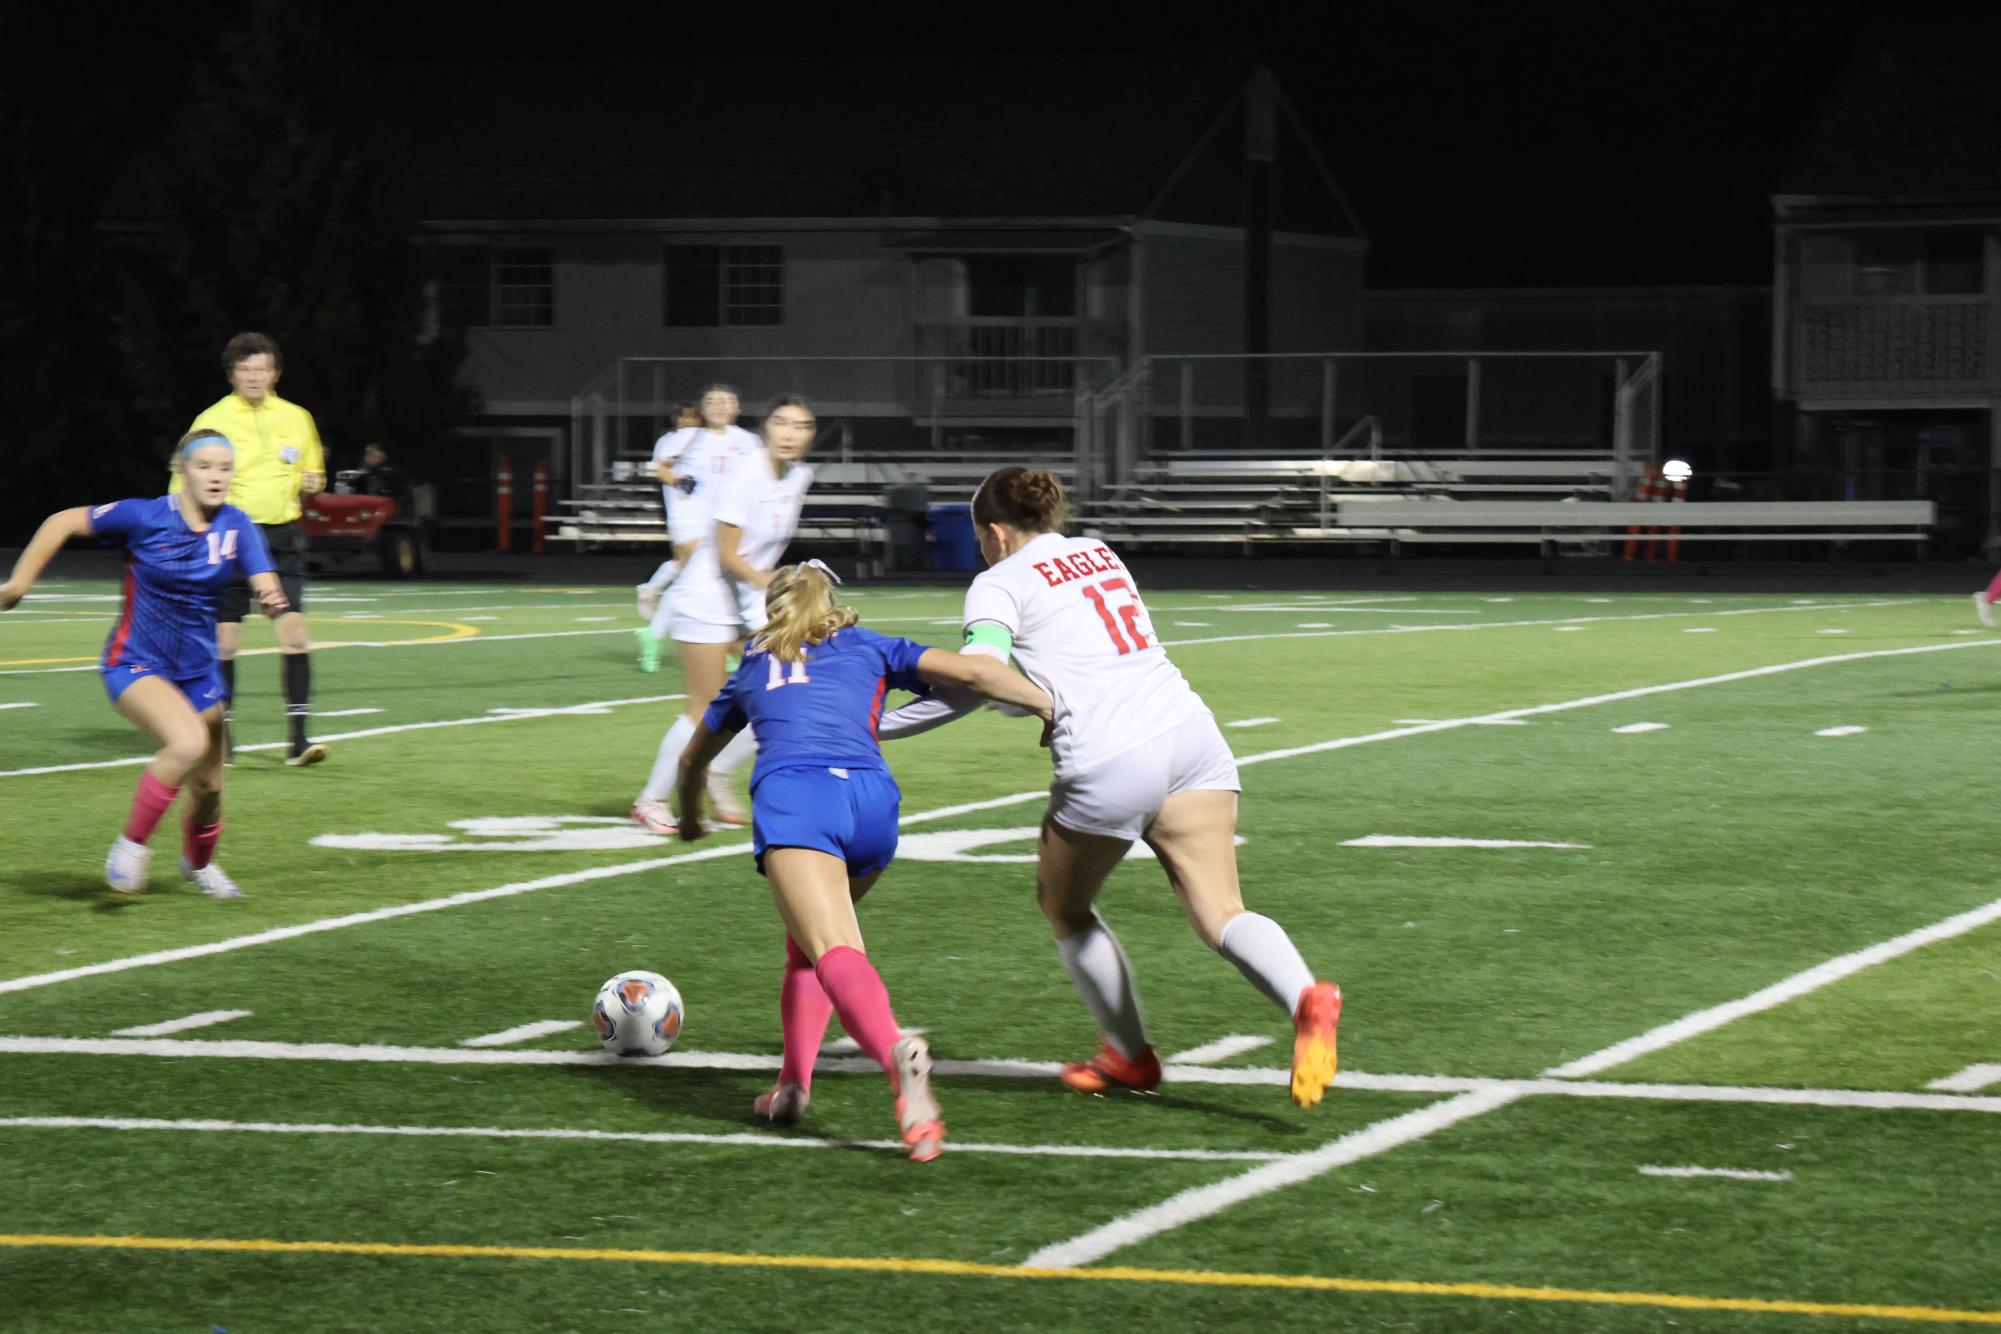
[19,0,1996,287]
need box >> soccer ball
[592,970,684,1057]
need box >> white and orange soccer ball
[592,970,684,1057]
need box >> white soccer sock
[712,724,757,778]
[1216,911,1317,1015]
[640,714,698,803]
[1055,915,1149,1058]
[642,558,681,593]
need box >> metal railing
[1319,415,1382,530]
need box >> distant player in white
[879,466,1343,1108]
[632,393,819,835]
[634,385,761,671]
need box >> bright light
[1662,458,1693,481]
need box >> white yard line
[1639,1165,1792,1182]
[315,708,385,719]
[1235,637,2001,772]
[109,1010,251,1037]
[1022,884,2001,1268]
[0,702,39,710]
[1340,836,1590,850]
[1164,598,1901,650]
[1020,1091,1519,1269]
[1547,892,2001,1077]
[0,694,685,778]
[459,1020,582,1049]
[1164,1035,1273,1065]
[1816,726,1868,738]
[6,1033,2000,1119]
[0,1115,1282,1164]
[1224,717,1279,729]
[0,840,753,998]
[8,639,1998,991]
[1929,1064,2001,1093]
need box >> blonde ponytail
[755,562,858,663]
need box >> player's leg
[1976,569,2001,627]
[275,600,323,767]
[633,638,732,830]
[692,639,750,826]
[178,701,241,899]
[107,676,211,893]
[1145,784,1341,1108]
[755,934,831,1127]
[1037,812,1161,1092]
[214,584,247,764]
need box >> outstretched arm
[915,648,1052,720]
[673,719,736,841]
[0,507,93,611]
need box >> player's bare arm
[249,571,291,618]
[0,506,94,610]
[713,521,771,591]
[915,647,1053,721]
[674,719,735,841]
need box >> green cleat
[635,627,662,673]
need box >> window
[965,257,1077,318]
[664,244,785,326]
[1853,232,1986,297]
[434,246,555,328]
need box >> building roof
[383,54,1270,223]
[1776,22,2001,205]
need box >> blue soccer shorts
[100,662,229,713]
[749,764,901,878]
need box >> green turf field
[2,578,1998,1330]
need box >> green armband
[964,623,1014,653]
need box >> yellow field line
[0,620,480,666]
[1,1234,1994,1325]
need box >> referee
[177,331,328,767]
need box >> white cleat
[630,798,676,836]
[181,857,244,900]
[706,773,750,828]
[636,582,661,621]
[891,1035,945,1163]
[105,836,152,895]
[1975,592,1995,629]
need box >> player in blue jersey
[675,560,1052,1162]
[1,430,289,897]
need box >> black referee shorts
[217,521,308,623]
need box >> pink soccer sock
[122,773,181,845]
[1985,571,2001,605]
[184,818,222,871]
[779,936,835,1090]
[813,946,903,1073]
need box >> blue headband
[180,433,233,460]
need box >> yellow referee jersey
[172,392,325,524]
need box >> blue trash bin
[927,503,978,572]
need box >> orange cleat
[1059,1039,1162,1095]
[1291,981,1343,1108]
[753,1080,809,1127]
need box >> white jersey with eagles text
[650,424,761,545]
[961,531,1208,780]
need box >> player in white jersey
[878,466,1343,1109]
[635,387,762,671]
[632,393,819,834]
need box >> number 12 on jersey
[1081,577,1154,654]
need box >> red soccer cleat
[1291,981,1343,1108]
[1060,1038,1162,1095]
